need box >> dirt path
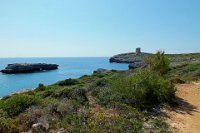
[164,81,200,133]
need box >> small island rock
[1,63,59,74]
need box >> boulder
[32,123,49,133]
[1,63,58,74]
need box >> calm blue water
[0,57,128,97]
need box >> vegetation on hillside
[145,51,170,75]
[0,51,199,133]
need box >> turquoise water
[0,57,128,97]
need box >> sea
[0,57,128,97]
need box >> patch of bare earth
[163,81,200,133]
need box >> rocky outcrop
[109,52,151,70]
[1,63,59,74]
[93,68,108,73]
[110,48,200,70]
[110,52,200,69]
[128,62,146,69]
[109,48,150,69]
[109,52,151,64]
[110,48,151,64]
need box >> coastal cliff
[109,52,151,63]
[1,63,59,74]
[109,48,150,64]
[110,48,200,69]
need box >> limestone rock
[31,123,49,133]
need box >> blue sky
[0,0,199,57]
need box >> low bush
[52,87,87,103]
[112,69,175,109]
[145,51,170,75]
[93,72,108,78]
[47,99,80,117]
[88,113,143,133]
[95,78,109,87]
[61,111,88,132]
[16,106,45,131]
[52,87,72,98]
[35,83,46,91]
[167,62,200,81]
[94,87,123,106]
[0,110,19,133]
[110,102,144,121]
[58,78,80,86]
[94,69,176,109]
[68,88,88,104]
[41,88,56,98]
[0,94,40,116]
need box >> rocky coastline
[109,48,150,69]
[0,63,59,74]
[109,48,200,69]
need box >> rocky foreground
[1,63,59,74]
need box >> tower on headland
[136,47,141,55]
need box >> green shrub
[112,69,175,109]
[35,83,46,91]
[110,103,144,122]
[95,78,109,87]
[41,87,56,98]
[0,110,19,133]
[52,87,87,104]
[167,62,200,81]
[58,78,80,86]
[0,95,40,116]
[42,90,54,98]
[145,51,170,75]
[93,72,108,78]
[68,88,88,104]
[24,90,35,95]
[61,111,88,132]
[88,113,142,133]
[94,69,176,109]
[46,99,89,132]
[94,87,123,106]
[52,87,72,98]
[47,99,80,117]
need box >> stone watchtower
[136,48,141,55]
